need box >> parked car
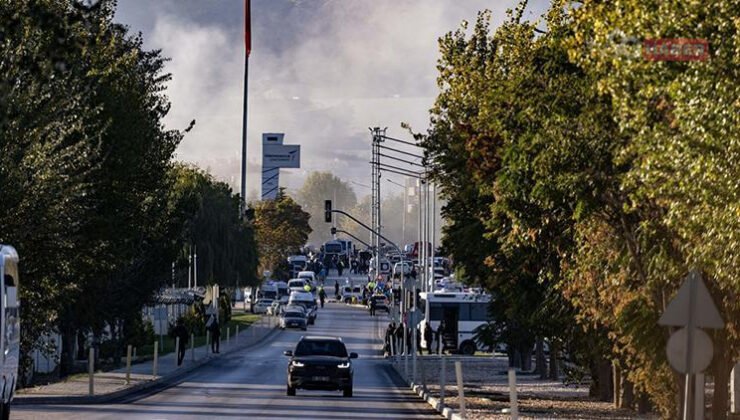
[253,298,274,314]
[280,310,308,331]
[284,336,358,397]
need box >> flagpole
[240,0,251,214]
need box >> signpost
[658,270,724,420]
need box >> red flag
[245,0,252,56]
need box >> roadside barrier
[88,347,94,396]
[152,341,159,378]
[455,361,466,418]
[508,368,519,419]
[125,345,132,385]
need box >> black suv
[284,336,358,397]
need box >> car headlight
[337,362,350,369]
[291,361,305,367]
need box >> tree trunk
[613,362,621,408]
[548,341,559,380]
[59,326,76,377]
[112,320,122,368]
[521,345,533,372]
[637,392,652,414]
[712,332,730,420]
[535,338,547,379]
[621,377,635,410]
[597,357,613,402]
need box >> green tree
[254,189,311,278]
[295,172,356,245]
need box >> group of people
[172,314,223,366]
[384,320,449,356]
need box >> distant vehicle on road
[368,295,389,313]
[393,261,413,277]
[287,279,308,294]
[275,281,289,298]
[322,240,343,256]
[287,255,307,277]
[0,245,20,420]
[284,336,358,397]
[296,271,316,285]
[253,298,274,314]
[280,310,308,331]
[418,291,491,355]
[288,291,317,325]
[341,285,362,304]
[259,282,278,300]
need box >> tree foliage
[295,171,356,245]
[0,0,259,381]
[420,1,740,417]
[253,189,311,277]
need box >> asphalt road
[13,301,440,419]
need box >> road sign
[263,144,301,168]
[666,327,714,374]
[658,270,723,329]
[408,308,422,327]
[658,270,724,420]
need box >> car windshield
[294,340,348,357]
[284,311,304,318]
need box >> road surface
[14,301,439,419]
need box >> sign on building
[261,133,300,200]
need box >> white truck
[0,245,20,420]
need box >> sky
[114,0,548,198]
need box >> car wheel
[460,340,476,355]
[301,327,307,331]
[287,385,296,396]
[343,386,353,397]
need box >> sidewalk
[15,314,279,404]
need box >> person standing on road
[395,323,405,355]
[385,322,396,356]
[424,322,434,355]
[436,320,446,354]
[174,319,189,366]
[369,296,377,316]
[337,259,344,276]
[209,316,221,354]
[334,279,340,299]
[416,327,423,356]
[318,286,326,308]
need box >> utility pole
[370,127,386,279]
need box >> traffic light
[331,227,337,235]
[324,200,332,223]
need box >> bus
[418,291,490,355]
[322,240,343,255]
[0,245,20,419]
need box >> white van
[0,245,20,419]
[287,279,308,293]
[296,271,316,284]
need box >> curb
[409,383,464,420]
[388,359,464,420]
[14,324,281,406]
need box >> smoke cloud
[115,0,548,194]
